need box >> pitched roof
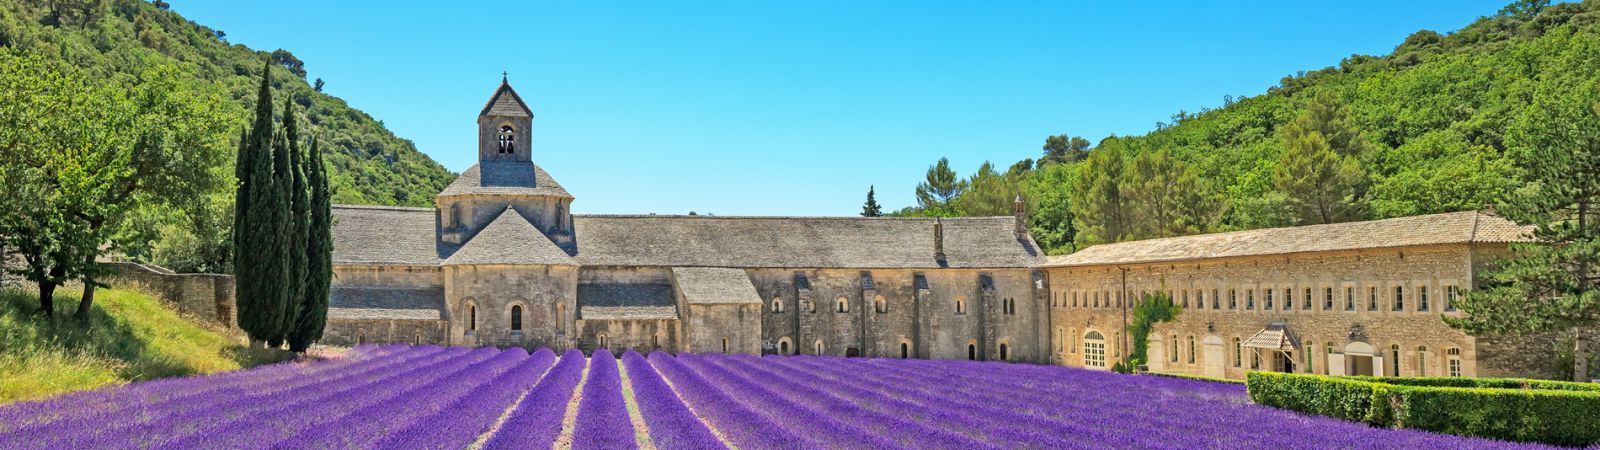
[1043,211,1533,268]
[572,215,1041,269]
[1242,322,1299,351]
[330,207,1042,269]
[479,81,532,117]
[330,205,440,265]
[445,208,574,266]
[577,283,678,320]
[672,267,761,305]
[328,285,445,321]
[437,162,572,198]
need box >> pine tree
[1071,146,1129,246]
[1447,80,1600,382]
[279,98,309,347]
[861,185,883,217]
[290,137,332,352]
[1274,129,1365,225]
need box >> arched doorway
[1339,341,1378,376]
[998,343,1009,361]
[900,342,909,359]
[1202,335,1226,378]
[1084,331,1107,369]
[967,344,977,360]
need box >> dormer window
[497,125,515,154]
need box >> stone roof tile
[438,162,571,198]
[1043,211,1533,268]
[330,205,440,265]
[444,208,575,266]
[672,267,761,305]
[328,285,445,321]
[480,81,531,117]
[577,282,678,320]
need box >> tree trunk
[1576,328,1590,383]
[76,281,95,319]
[38,281,55,316]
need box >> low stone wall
[103,262,237,330]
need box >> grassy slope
[0,288,287,404]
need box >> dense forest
[0,0,454,272]
[893,0,1600,256]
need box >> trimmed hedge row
[1247,372,1600,446]
[1143,371,1246,385]
[1343,375,1600,392]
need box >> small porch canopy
[1242,322,1300,352]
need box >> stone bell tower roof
[480,76,532,118]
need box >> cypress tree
[280,98,309,347]
[861,185,883,217]
[264,125,293,349]
[290,137,332,352]
[235,58,282,345]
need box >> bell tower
[478,73,534,162]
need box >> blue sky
[176,1,1509,216]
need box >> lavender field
[0,344,1554,450]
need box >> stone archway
[1337,341,1379,376]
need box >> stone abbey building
[326,80,1564,379]
[325,80,1049,362]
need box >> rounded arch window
[778,337,792,355]
[967,343,977,360]
[355,332,366,345]
[466,302,478,332]
[510,305,523,331]
[497,125,515,154]
[900,342,910,359]
[874,296,887,314]
[722,337,730,353]
[836,297,848,313]
[814,340,825,355]
[998,343,1009,361]
[772,298,784,313]
[597,333,609,349]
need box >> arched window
[468,304,477,332]
[1390,344,1401,376]
[356,332,366,345]
[497,125,515,154]
[598,333,609,349]
[836,297,848,313]
[1416,346,1428,376]
[772,298,784,313]
[900,342,909,359]
[874,296,887,313]
[510,305,523,331]
[1187,336,1196,364]
[1083,331,1106,368]
[652,333,660,348]
[967,343,977,360]
[999,343,1009,361]
[780,339,790,355]
[722,337,729,353]
[814,340,824,355]
[1170,335,1179,363]
[414,333,422,346]
[1446,348,1462,377]
[448,203,461,228]
[955,299,966,314]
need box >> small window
[598,333,609,349]
[356,332,365,345]
[1247,290,1256,310]
[968,343,978,361]
[1325,287,1334,310]
[414,333,423,346]
[772,298,784,313]
[815,340,825,355]
[955,299,966,314]
[510,305,523,331]
[722,337,729,353]
[1232,337,1242,368]
[1368,287,1378,311]
[1181,290,1190,308]
[998,343,1009,361]
[1212,289,1220,310]
[1393,286,1405,311]
[1229,289,1238,309]
[1303,288,1312,310]
[1170,336,1179,363]
[497,125,515,154]
[836,297,849,313]
[1446,348,1462,377]
[779,339,790,355]
[1195,290,1204,309]
[1416,346,1428,376]
[469,305,477,331]
[1419,286,1430,311]
[1445,286,1459,311]
[1303,340,1313,373]
[1391,344,1401,376]
[1346,287,1355,310]
[860,271,876,290]
[874,297,887,314]
[652,333,660,348]
[1187,336,1196,364]
[1264,289,1273,310]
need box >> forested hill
[896,0,1600,256]
[0,0,454,207]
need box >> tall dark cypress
[235,58,281,345]
[290,137,332,352]
[280,98,309,346]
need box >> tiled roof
[577,283,678,320]
[331,208,1042,269]
[480,81,531,117]
[330,205,440,265]
[572,215,1041,269]
[444,208,575,266]
[437,162,572,198]
[328,285,445,321]
[1043,211,1532,268]
[1242,322,1299,351]
[672,267,761,305]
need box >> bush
[1247,372,1600,446]
[1145,371,1246,385]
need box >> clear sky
[175,1,1509,216]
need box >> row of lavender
[656,353,1557,450]
[0,345,1561,449]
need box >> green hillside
[900,0,1600,255]
[0,287,288,404]
[0,0,454,271]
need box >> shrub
[1145,371,1245,385]
[1247,372,1600,446]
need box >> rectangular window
[1196,290,1205,309]
[1187,336,1196,364]
[1419,286,1430,311]
[1170,336,1179,363]
[1325,287,1334,310]
[1247,290,1255,310]
[1233,338,1242,368]
[1304,288,1313,310]
[1213,289,1220,310]
[1368,287,1378,311]
[1264,289,1273,310]
[1283,288,1292,310]
[1445,285,1458,311]
[1182,290,1190,308]
[1346,287,1355,310]
[1394,286,1405,311]
[1229,289,1238,310]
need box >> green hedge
[1144,371,1246,385]
[1247,372,1600,446]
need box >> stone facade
[321,80,1047,363]
[103,262,237,329]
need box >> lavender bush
[0,346,1568,449]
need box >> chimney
[933,218,947,262]
[1013,195,1028,238]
